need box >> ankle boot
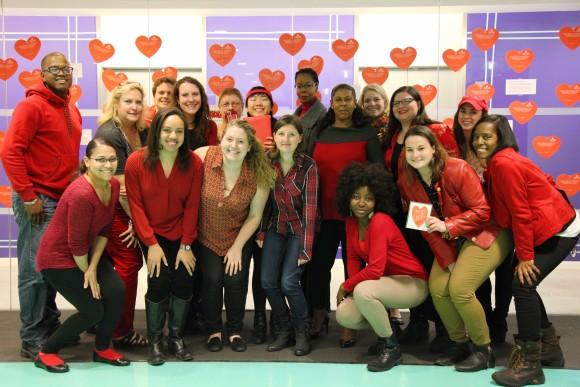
[367,335,402,372]
[429,320,453,353]
[492,338,545,387]
[267,325,291,352]
[455,343,495,372]
[435,341,471,366]
[294,327,310,356]
[541,324,565,367]
[167,295,194,361]
[398,319,429,345]
[145,297,169,366]
[253,311,267,344]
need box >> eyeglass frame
[392,97,416,107]
[42,66,74,75]
[294,82,317,90]
[90,157,118,165]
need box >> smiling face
[220,124,251,163]
[154,82,175,110]
[247,93,272,117]
[458,103,483,132]
[472,122,499,160]
[117,89,144,126]
[331,88,356,124]
[350,186,375,220]
[219,94,243,117]
[41,55,73,98]
[274,124,302,156]
[392,91,419,124]
[84,144,118,183]
[159,114,185,154]
[177,82,201,120]
[362,90,386,119]
[405,135,435,173]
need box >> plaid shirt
[261,153,319,261]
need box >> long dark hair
[452,106,488,158]
[469,114,519,160]
[315,84,369,138]
[174,76,211,147]
[80,137,116,174]
[402,126,448,183]
[145,107,191,170]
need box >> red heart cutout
[332,38,359,62]
[361,67,389,85]
[18,69,42,89]
[505,49,534,73]
[152,67,178,82]
[472,28,500,51]
[559,26,580,50]
[443,117,454,129]
[532,136,560,159]
[390,47,417,69]
[89,39,115,63]
[209,43,236,67]
[208,75,235,96]
[69,84,82,105]
[0,58,18,81]
[442,49,470,72]
[272,102,279,115]
[298,55,324,75]
[14,36,41,60]
[102,69,128,92]
[412,205,429,227]
[555,83,580,107]
[508,100,538,125]
[259,69,285,92]
[296,92,322,107]
[466,82,495,102]
[0,131,5,156]
[279,33,306,56]
[135,35,162,58]
[556,173,580,197]
[413,84,437,106]
[0,185,12,208]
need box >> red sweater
[1,82,82,201]
[342,213,428,293]
[37,176,119,271]
[125,148,204,246]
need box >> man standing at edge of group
[1,52,82,359]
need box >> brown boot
[491,337,545,387]
[541,324,565,368]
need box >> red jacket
[1,82,82,201]
[398,158,500,269]
[484,148,575,262]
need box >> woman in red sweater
[35,137,129,373]
[125,108,204,366]
[335,163,428,372]
[471,115,579,387]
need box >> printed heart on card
[532,136,560,159]
[442,49,470,71]
[467,82,495,102]
[135,35,162,58]
[0,185,12,208]
[361,67,389,85]
[414,84,437,106]
[208,75,235,96]
[18,69,42,89]
[69,84,82,104]
[559,26,580,50]
[412,206,429,227]
[556,173,580,197]
[332,38,358,62]
[298,56,324,75]
[0,58,18,81]
[209,43,236,67]
[152,67,177,81]
[259,69,285,92]
[505,49,534,73]
[472,28,500,51]
[102,69,128,91]
[14,37,41,60]
[89,39,115,63]
[508,101,538,125]
[390,47,416,69]
[279,33,306,56]
[555,83,580,107]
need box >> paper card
[245,115,272,144]
[505,79,536,95]
[406,201,433,231]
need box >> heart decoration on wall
[555,83,579,106]
[0,132,5,156]
[443,117,454,129]
[298,56,324,75]
[89,39,115,63]
[69,84,82,104]
[279,33,306,56]
[442,49,470,71]
[390,47,417,69]
[361,67,389,85]
[471,28,500,51]
[0,58,18,81]
[332,38,359,62]
[209,43,236,67]
[272,102,279,115]
[135,35,162,58]
[532,136,561,159]
[559,26,579,50]
[14,37,42,60]
[466,82,496,102]
[505,49,534,73]
[413,84,437,106]
[508,100,538,125]
[259,69,286,92]
[208,75,235,96]
[0,185,12,208]
[102,69,128,91]
[152,67,178,81]
[556,173,580,197]
[18,69,42,89]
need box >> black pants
[196,241,253,336]
[251,241,267,314]
[514,234,579,341]
[41,258,125,353]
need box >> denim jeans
[261,232,308,330]
[12,192,61,347]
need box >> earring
[368,211,374,219]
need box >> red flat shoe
[93,348,130,366]
[34,352,69,373]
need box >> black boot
[267,325,291,352]
[429,320,453,353]
[367,335,402,372]
[253,311,267,344]
[294,327,310,356]
[492,338,545,386]
[167,295,194,361]
[145,297,168,366]
[541,324,564,367]
[455,343,495,372]
[434,341,471,366]
[398,319,429,345]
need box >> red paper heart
[69,84,82,104]
[332,38,359,62]
[209,43,236,67]
[442,49,470,71]
[413,84,437,106]
[390,47,417,69]
[532,136,560,159]
[555,83,580,107]
[556,173,580,197]
[18,69,42,89]
[279,33,306,56]
[272,102,279,115]
[412,205,428,227]
[472,28,500,51]
[505,49,534,73]
[89,39,115,63]
[298,56,324,75]
[508,101,538,125]
[0,132,5,157]
[14,37,41,60]
[467,82,496,102]
[559,26,580,50]
[152,67,178,82]
[0,58,18,81]
[443,117,454,129]
[361,67,389,85]
[135,35,162,58]
[102,69,128,92]
[208,75,235,96]
[0,185,12,208]
[259,69,285,92]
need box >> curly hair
[336,162,399,217]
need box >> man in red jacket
[1,52,82,359]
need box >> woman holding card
[471,115,579,387]
[398,126,512,372]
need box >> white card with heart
[406,201,433,231]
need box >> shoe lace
[508,345,523,370]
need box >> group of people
[1,51,578,387]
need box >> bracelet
[23,198,39,206]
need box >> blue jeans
[12,192,61,346]
[261,232,308,330]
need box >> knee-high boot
[167,295,194,361]
[146,297,168,366]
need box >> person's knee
[352,284,374,303]
[449,284,472,304]
[83,303,105,325]
[280,277,300,296]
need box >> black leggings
[41,258,125,353]
[251,241,267,313]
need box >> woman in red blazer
[398,126,512,373]
[472,115,579,387]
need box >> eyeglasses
[91,157,118,165]
[42,66,74,75]
[294,83,315,90]
[393,97,415,107]
[221,101,241,108]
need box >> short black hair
[470,114,519,159]
[336,162,398,217]
[294,68,319,84]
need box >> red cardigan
[398,158,500,269]
[484,148,575,261]
[342,213,428,293]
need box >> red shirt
[342,213,428,293]
[37,176,119,271]
[125,148,204,246]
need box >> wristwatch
[180,244,192,251]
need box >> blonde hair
[358,83,390,116]
[98,82,147,131]
[223,119,276,190]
